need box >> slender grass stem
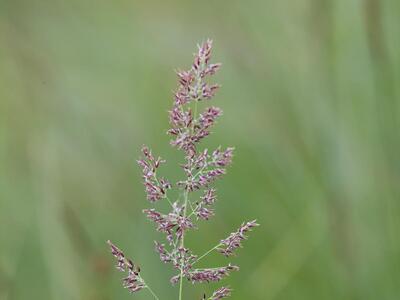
[137,273,160,300]
[179,100,198,300]
[146,285,160,300]
[178,189,189,300]
[192,243,221,266]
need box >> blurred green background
[1,0,399,299]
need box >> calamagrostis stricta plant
[107,39,258,300]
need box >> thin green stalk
[146,285,160,300]
[137,273,160,300]
[179,100,198,300]
[192,243,221,266]
[178,189,189,300]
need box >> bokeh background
[1,0,399,299]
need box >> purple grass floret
[186,264,239,284]
[107,39,258,300]
[137,146,171,202]
[206,287,233,299]
[218,220,260,257]
[107,240,146,293]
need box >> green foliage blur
[1,0,399,299]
